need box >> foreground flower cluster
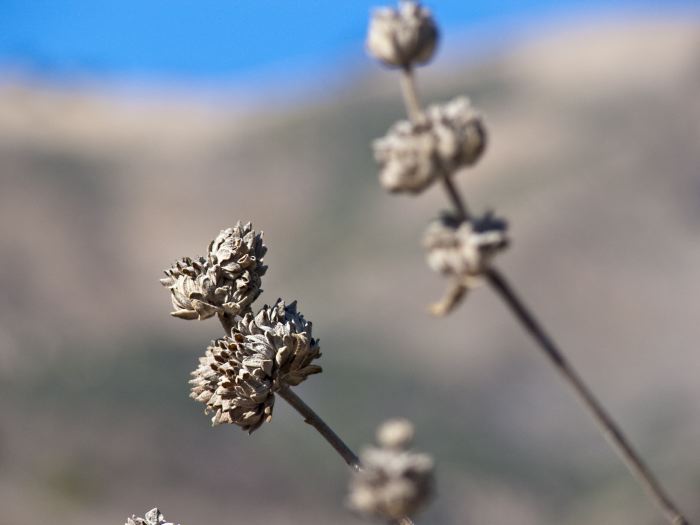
[190,300,322,432]
[161,223,322,434]
[160,223,267,321]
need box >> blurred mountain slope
[0,16,699,525]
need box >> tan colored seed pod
[366,1,438,68]
[160,221,267,321]
[424,212,508,279]
[373,97,486,194]
[348,419,434,520]
[126,508,177,525]
[190,300,322,433]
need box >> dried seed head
[426,97,486,171]
[424,212,508,279]
[377,418,415,450]
[366,1,438,68]
[160,222,267,321]
[125,508,177,525]
[189,299,322,433]
[373,97,486,194]
[348,420,434,520]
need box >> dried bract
[160,256,218,320]
[190,300,322,433]
[373,97,486,194]
[348,420,434,520]
[426,96,486,172]
[424,212,508,280]
[366,1,438,68]
[126,508,177,525]
[160,222,267,321]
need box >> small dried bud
[373,97,486,194]
[126,508,177,525]
[206,222,268,317]
[348,420,434,520]
[190,299,322,433]
[377,418,415,449]
[160,222,267,321]
[366,1,438,68]
[426,97,486,171]
[424,212,508,279]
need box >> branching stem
[277,385,361,471]
[399,67,423,121]
[486,267,689,525]
[216,316,415,524]
[396,59,691,525]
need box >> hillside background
[1,4,700,525]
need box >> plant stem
[218,312,236,335]
[398,67,472,221]
[279,390,416,525]
[399,58,690,525]
[484,266,689,525]
[277,385,361,471]
[437,169,471,221]
[217,318,416,524]
[399,67,423,121]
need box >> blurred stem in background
[397,64,690,525]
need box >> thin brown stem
[437,168,471,221]
[218,312,236,336]
[485,266,690,525]
[398,67,472,220]
[278,385,361,472]
[399,67,423,121]
[391,21,688,525]
[217,317,415,524]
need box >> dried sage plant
[126,508,177,525]
[160,223,431,524]
[366,2,691,524]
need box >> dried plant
[126,508,177,525]
[160,224,424,525]
[367,1,691,524]
[145,2,693,525]
[348,419,434,521]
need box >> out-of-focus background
[1,1,700,524]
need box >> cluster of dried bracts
[160,220,433,522]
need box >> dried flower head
[366,1,438,68]
[126,508,177,525]
[424,212,508,280]
[373,97,486,194]
[160,222,267,321]
[348,419,434,520]
[190,299,322,433]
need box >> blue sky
[0,0,697,85]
